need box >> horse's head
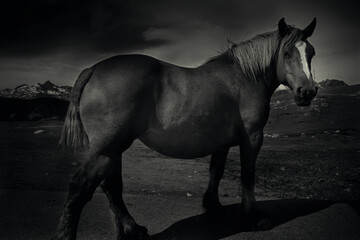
[276,18,318,106]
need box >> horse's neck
[258,67,280,98]
[232,31,281,97]
[201,58,279,100]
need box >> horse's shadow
[150,199,334,240]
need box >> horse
[54,18,318,240]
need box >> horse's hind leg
[203,147,229,215]
[55,152,116,240]
[101,154,148,240]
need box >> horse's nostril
[315,86,318,94]
[297,87,302,95]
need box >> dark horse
[55,18,317,239]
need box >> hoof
[123,224,149,240]
[203,192,224,217]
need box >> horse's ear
[302,18,317,39]
[278,18,289,37]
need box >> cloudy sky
[0,0,358,89]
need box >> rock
[271,134,280,138]
[321,102,329,108]
[301,133,305,137]
[335,130,341,134]
[186,193,193,197]
[304,112,311,117]
[34,129,45,134]
[312,104,319,109]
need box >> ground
[1,91,360,239]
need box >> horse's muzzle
[295,86,318,106]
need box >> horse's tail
[59,67,94,149]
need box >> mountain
[0,81,72,100]
[318,79,348,88]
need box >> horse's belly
[139,124,239,159]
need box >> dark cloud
[0,0,170,56]
[2,0,358,56]
[0,0,358,88]
[0,0,305,56]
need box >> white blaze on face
[295,41,311,79]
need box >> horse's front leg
[240,130,272,229]
[240,130,262,213]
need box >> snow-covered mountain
[0,81,72,100]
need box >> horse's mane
[208,27,303,82]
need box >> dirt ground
[1,120,360,239]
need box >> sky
[0,0,359,89]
